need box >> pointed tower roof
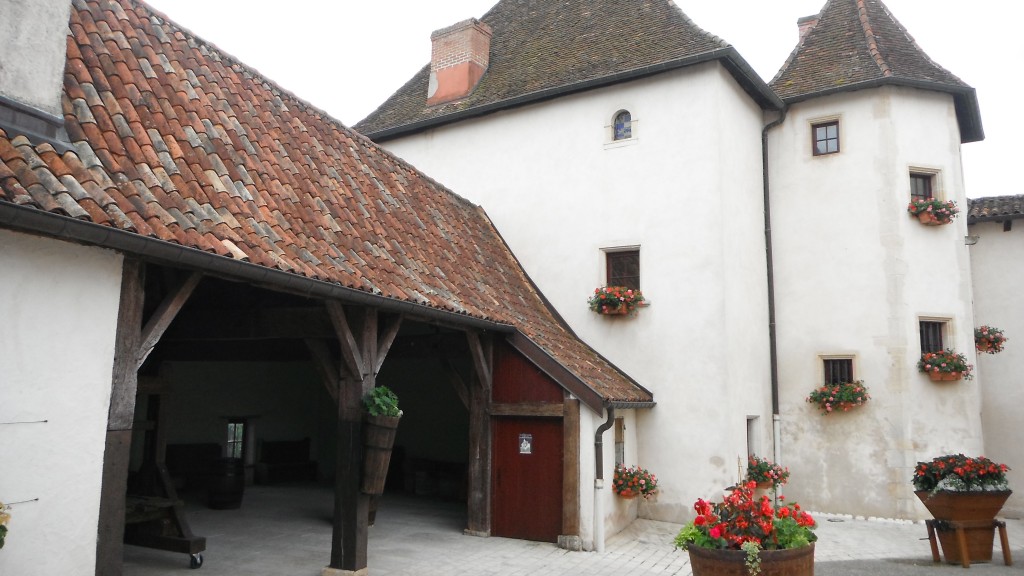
[770,0,983,142]
[357,0,781,139]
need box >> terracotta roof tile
[0,0,651,406]
[968,195,1024,223]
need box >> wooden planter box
[362,415,400,495]
[916,490,1012,566]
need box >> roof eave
[0,201,516,332]
[778,78,984,143]
[505,331,654,415]
[364,47,783,142]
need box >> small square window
[812,121,839,156]
[823,358,853,384]
[920,321,945,353]
[910,173,934,202]
[606,250,639,290]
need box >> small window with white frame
[919,319,948,354]
[605,248,640,290]
[822,356,854,384]
[613,110,633,141]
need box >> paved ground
[123,484,1024,575]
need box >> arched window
[613,110,632,140]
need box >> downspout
[761,107,788,465]
[593,406,615,552]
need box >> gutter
[761,106,788,463]
[0,202,512,333]
[592,406,615,553]
[364,47,783,142]
[778,77,983,143]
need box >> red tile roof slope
[0,0,651,406]
[770,0,982,142]
[968,195,1024,223]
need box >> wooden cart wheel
[190,553,203,569]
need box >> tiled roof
[770,0,983,142]
[356,0,780,138]
[0,0,651,407]
[968,195,1024,223]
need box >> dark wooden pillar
[561,398,581,545]
[324,305,400,574]
[96,259,144,576]
[465,331,493,537]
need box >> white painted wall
[0,0,72,115]
[768,86,981,518]
[381,62,772,537]
[969,219,1024,517]
[0,229,123,574]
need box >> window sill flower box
[917,349,973,381]
[908,199,959,226]
[588,286,644,316]
[975,325,1007,354]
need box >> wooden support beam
[136,271,201,370]
[465,331,493,537]
[304,339,339,402]
[326,302,364,382]
[373,314,403,376]
[97,258,145,576]
[562,398,581,538]
[442,358,470,410]
[489,402,563,417]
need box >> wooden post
[96,259,145,576]
[561,397,580,541]
[324,306,400,574]
[465,332,492,537]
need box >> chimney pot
[427,18,492,106]
[797,14,820,43]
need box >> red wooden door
[492,417,563,542]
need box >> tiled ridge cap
[856,0,891,77]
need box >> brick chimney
[0,0,73,149]
[427,18,493,106]
[797,14,820,43]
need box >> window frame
[821,356,855,384]
[227,418,247,460]
[612,110,633,141]
[811,120,840,156]
[604,248,640,290]
[919,319,948,354]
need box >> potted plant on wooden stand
[674,481,817,576]
[913,454,1012,566]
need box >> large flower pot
[362,415,400,495]
[916,490,1012,564]
[688,543,814,576]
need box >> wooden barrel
[362,415,400,495]
[207,457,245,509]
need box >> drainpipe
[593,406,615,552]
[761,107,788,464]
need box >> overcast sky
[143,0,1020,199]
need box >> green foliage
[975,325,1007,354]
[745,455,789,487]
[363,386,401,417]
[805,381,870,415]
[741,540,762,576]
[907,198,959,222]
[587,286,645,313]
[917,349,973,379]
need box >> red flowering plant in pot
[588,286,645,316]
[745,455,790,490]
[674,482,816,576]
[907,198,959,225]
[806,381,870,415]
[917,349,973,382]
[975,325,1007,354]
[912,454,1012,565]
[612,464,658,499]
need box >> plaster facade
[0,229,123,574]
[768,87,982,518]
[969,219,1024,518]
[0,0,72,115]
[382,62,773,535]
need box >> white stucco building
[358,0,1015,528]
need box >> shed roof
[968,195,1024,224]
[0,0,652,410]
[770,0,983,143]
[356,0,781,139]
